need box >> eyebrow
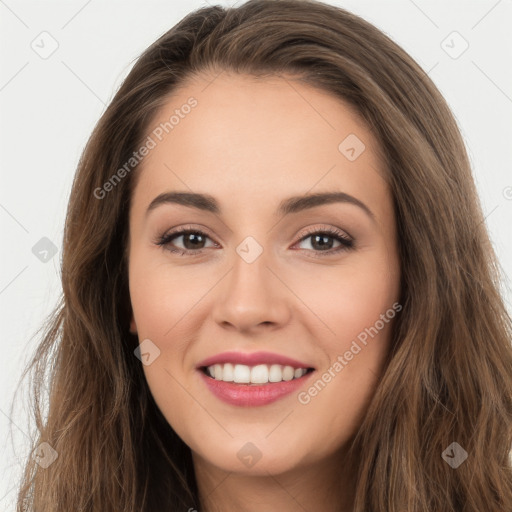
[145,191,375,221]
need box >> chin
[192,435,314,476]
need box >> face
[128,72,400,477]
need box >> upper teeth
[206,363,308,384]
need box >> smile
[196,350,316,406]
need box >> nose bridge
[212,236,290,330]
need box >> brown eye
[302,233,337,251]
[156,226,354,257]
[177,232,208,250]
[294,227,354,256]
[156,228,217,255]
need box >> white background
[1,0,511,509]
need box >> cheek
[129,251,207,336]
[285,249,399,345]
[289,252,398,423]
[129,256,199,437]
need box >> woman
[14,0,512,510]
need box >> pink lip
[196,351,314,370]
[198,369,315,407]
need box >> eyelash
[155,225,354,258]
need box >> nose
[211,247,291,334]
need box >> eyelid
[158,223,352,243]
[295,224,353,243]
[158,224,218,242]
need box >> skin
[128,71,401,512]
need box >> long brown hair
[13,0,512,510]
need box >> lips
[196,350,316,406]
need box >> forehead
[131,72,390,221]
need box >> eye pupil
[311,234,334,251]
[183,232,205,249]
